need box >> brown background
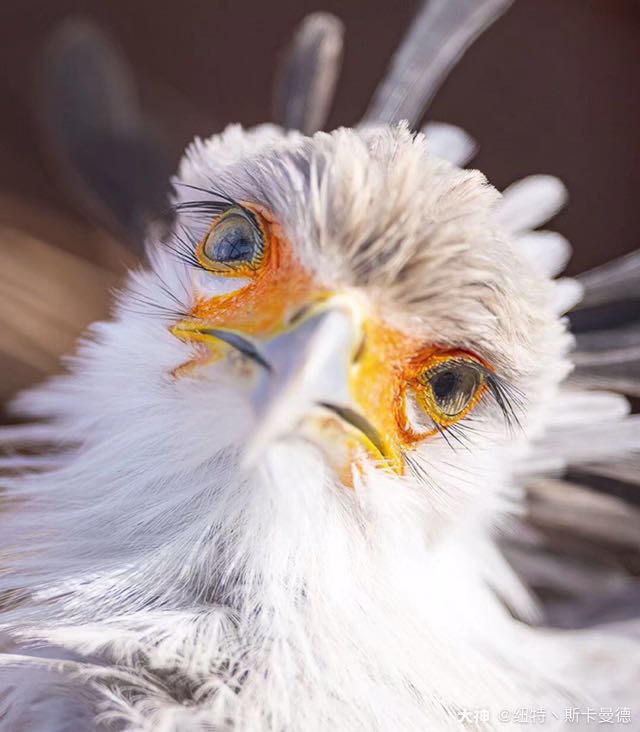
[0,0,638,274]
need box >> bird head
[92,122,570,551]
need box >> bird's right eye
[197,206,267,276]
[417,357,486,426]
[424,361,483,418]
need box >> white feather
[517,230,571,277]
[578,249,640,307]
[0,455,63,471]
[364,0,514,126]
[497,175,568,234]
[422,121,477,166]
[551,277,584,314]
[0,423,66,445]
[525,415,640,474]
[547,389,630,429]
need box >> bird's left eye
[417,358,486,425]
[197,207,266,275]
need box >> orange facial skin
[172,204,491,475]
[349,317,423,470]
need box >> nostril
[286,304,312,327]
[199,328,272,373]
[352,333,366,364]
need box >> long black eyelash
[173,183,262,236]
[438,421,474,451]
[430,365,524,452]
[167,184,265,270]
[173,198,233,219]
[124,290,190,321]
[404,452,440,493]
[483,369,524,432]
[165,224,203,270]
[122,266,193,321]
[155,272,192,314]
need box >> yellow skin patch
[171,204,490,479]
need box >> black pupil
[433,370,457,401]
[211,227,255,262]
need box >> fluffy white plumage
[1,3,639,731]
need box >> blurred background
[0,0,638,402]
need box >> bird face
[156,124,565,491]
[170,201,498,483]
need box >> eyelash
[415,385,521,457]
[167,185,260,273]
[484,370,523,431]
[435,367,523,439]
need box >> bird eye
[198,207,265,275]
[418,358,485,423]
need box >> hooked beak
[171,296,403,479]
